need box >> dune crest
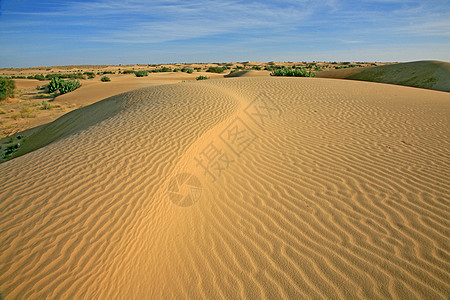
[1,78,449,299]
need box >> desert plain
[0,61,449,299]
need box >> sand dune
[318,60,450,92]
[0,78,449,299]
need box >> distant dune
[1,77,449,299]
[317,60,450,92]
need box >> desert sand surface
[0,61,383,142]
[0,69,224,141]
[0,77,449,299]
[318,60,450,92]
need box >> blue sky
[0,0,449,67]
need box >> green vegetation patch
[47,77,82,94]
[0,77,15,101]
[271,67,315,77]
[206,66,227,73]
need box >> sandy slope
[317,60,450,92]
[0,78,449,299]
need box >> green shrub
[122,70,135,74]
[3,143,20,158]
[196,75,208,80]
[160,66,172,72]
[271,67,315,77]
[181,67,194,74]
[83,71,96,78]
[59,80,81,94]
[47,77,82,93]
[206,66,226,73]
[101,76,111,82]
[134,70,148,77]
[27,74,45,81]
[0,78,16,100]
[251,66,261,70]
[47,78,63,93]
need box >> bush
[3,143,20,158]
[206,66,226,73]
[122,70,135,74]
[270,67,315,77]
[196,75,208,80]
[0,78,16,100]
[47,77,82,93]
[83,71,96,78]
[101,76,111,82]
[59,80,81,94]
[181,67,194,74]
[134,70,148,77]
[47,78,63,93]
[27,74,45,81]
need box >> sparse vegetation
[196,75,208,80]
[271,67,315,77]
[0,78,16,101]
[41,100,51,110]
[27,74,46,81]
[83,72,96,79]
[19,106,36,118]
[101,76,111,82]
[45,73,85,80]
[3,142,20,158]
[134,70,148,77]
[181,67,194,74]
[206,66,227,73]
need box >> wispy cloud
[0,0,448,67]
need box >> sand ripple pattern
[1,78,449,299]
